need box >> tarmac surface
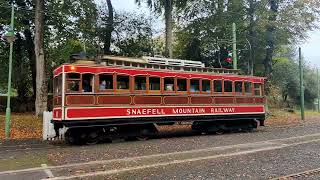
[1,119,320,180]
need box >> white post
[42,111,54,140]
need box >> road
[1,120,320,180]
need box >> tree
[247,0,257,75]
[264,0,278,78]
[174,0,320,74]
[103,0,114,54]
[174,0,248,68]
[34,0,47,116]
[135,0,173,58]
[112,12,154,57]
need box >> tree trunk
[164,0,173,58]
[24,26,36,99]
[264,0,278,78]
[264,0,278,95]
[103,0,114,55]
[35,0,47,116]
[248,0,256,76]
[14,33,27,102]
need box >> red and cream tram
[52,56,266,144]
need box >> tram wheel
[65,129,82,145]
[136,136,149,141]
[86,131,99,145]
[215,129,224,135]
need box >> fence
[42,111,67,140]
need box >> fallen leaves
[266,109,320,127]
[0,113,42,140]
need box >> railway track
[273,168,320,179]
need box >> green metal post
[299,47,305,120]
[232,23,237,70]
[317,68,319,112]
[5,2,15,139]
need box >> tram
[52,55,266,144]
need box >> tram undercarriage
[53,114,265,145]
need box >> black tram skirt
[52,114,266,128]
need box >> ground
[0,113,42,139]
[0,109,320,179]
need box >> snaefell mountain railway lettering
[126,108,165,115]
[125,107,237,116]
[211,107,235,113]
[172,108,206,114]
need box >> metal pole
[299,47,305,120]
[317,68,320,112]
[232,23,237,70]
[5,1,15,139]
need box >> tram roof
[54,65,265,83]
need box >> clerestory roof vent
[143,56,205,68]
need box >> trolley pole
[5,1,15,139]
[299,47,305,120]
[232,23,237,70]
[317,68,320,112]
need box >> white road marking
[41,164,54,178]
[1,133,320,176]
[47,139,320,180]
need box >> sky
[111,0,320,68]
[301,31,320,68]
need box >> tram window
[132,63,138,67]
[67,80,80,92]
[117,75,130,90]
[149,77,160,91]
[254,83,262,96]
[66,73,80,92]
[177,79,187,91]
[107,60,114,66]
[214,80,222,92]
[202,80,211,93]
[124,62,130,66]
[224,81,233,93]
[164,78,175,91]
[82,74,94,92]
[54,75,62,95]
[235,81,243,93]
[116,61,123,66]
[244,82,252,93]
[190,79,200,92]
[67,73,80,79]
[99,74,113,90]
[135,76,147,90]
